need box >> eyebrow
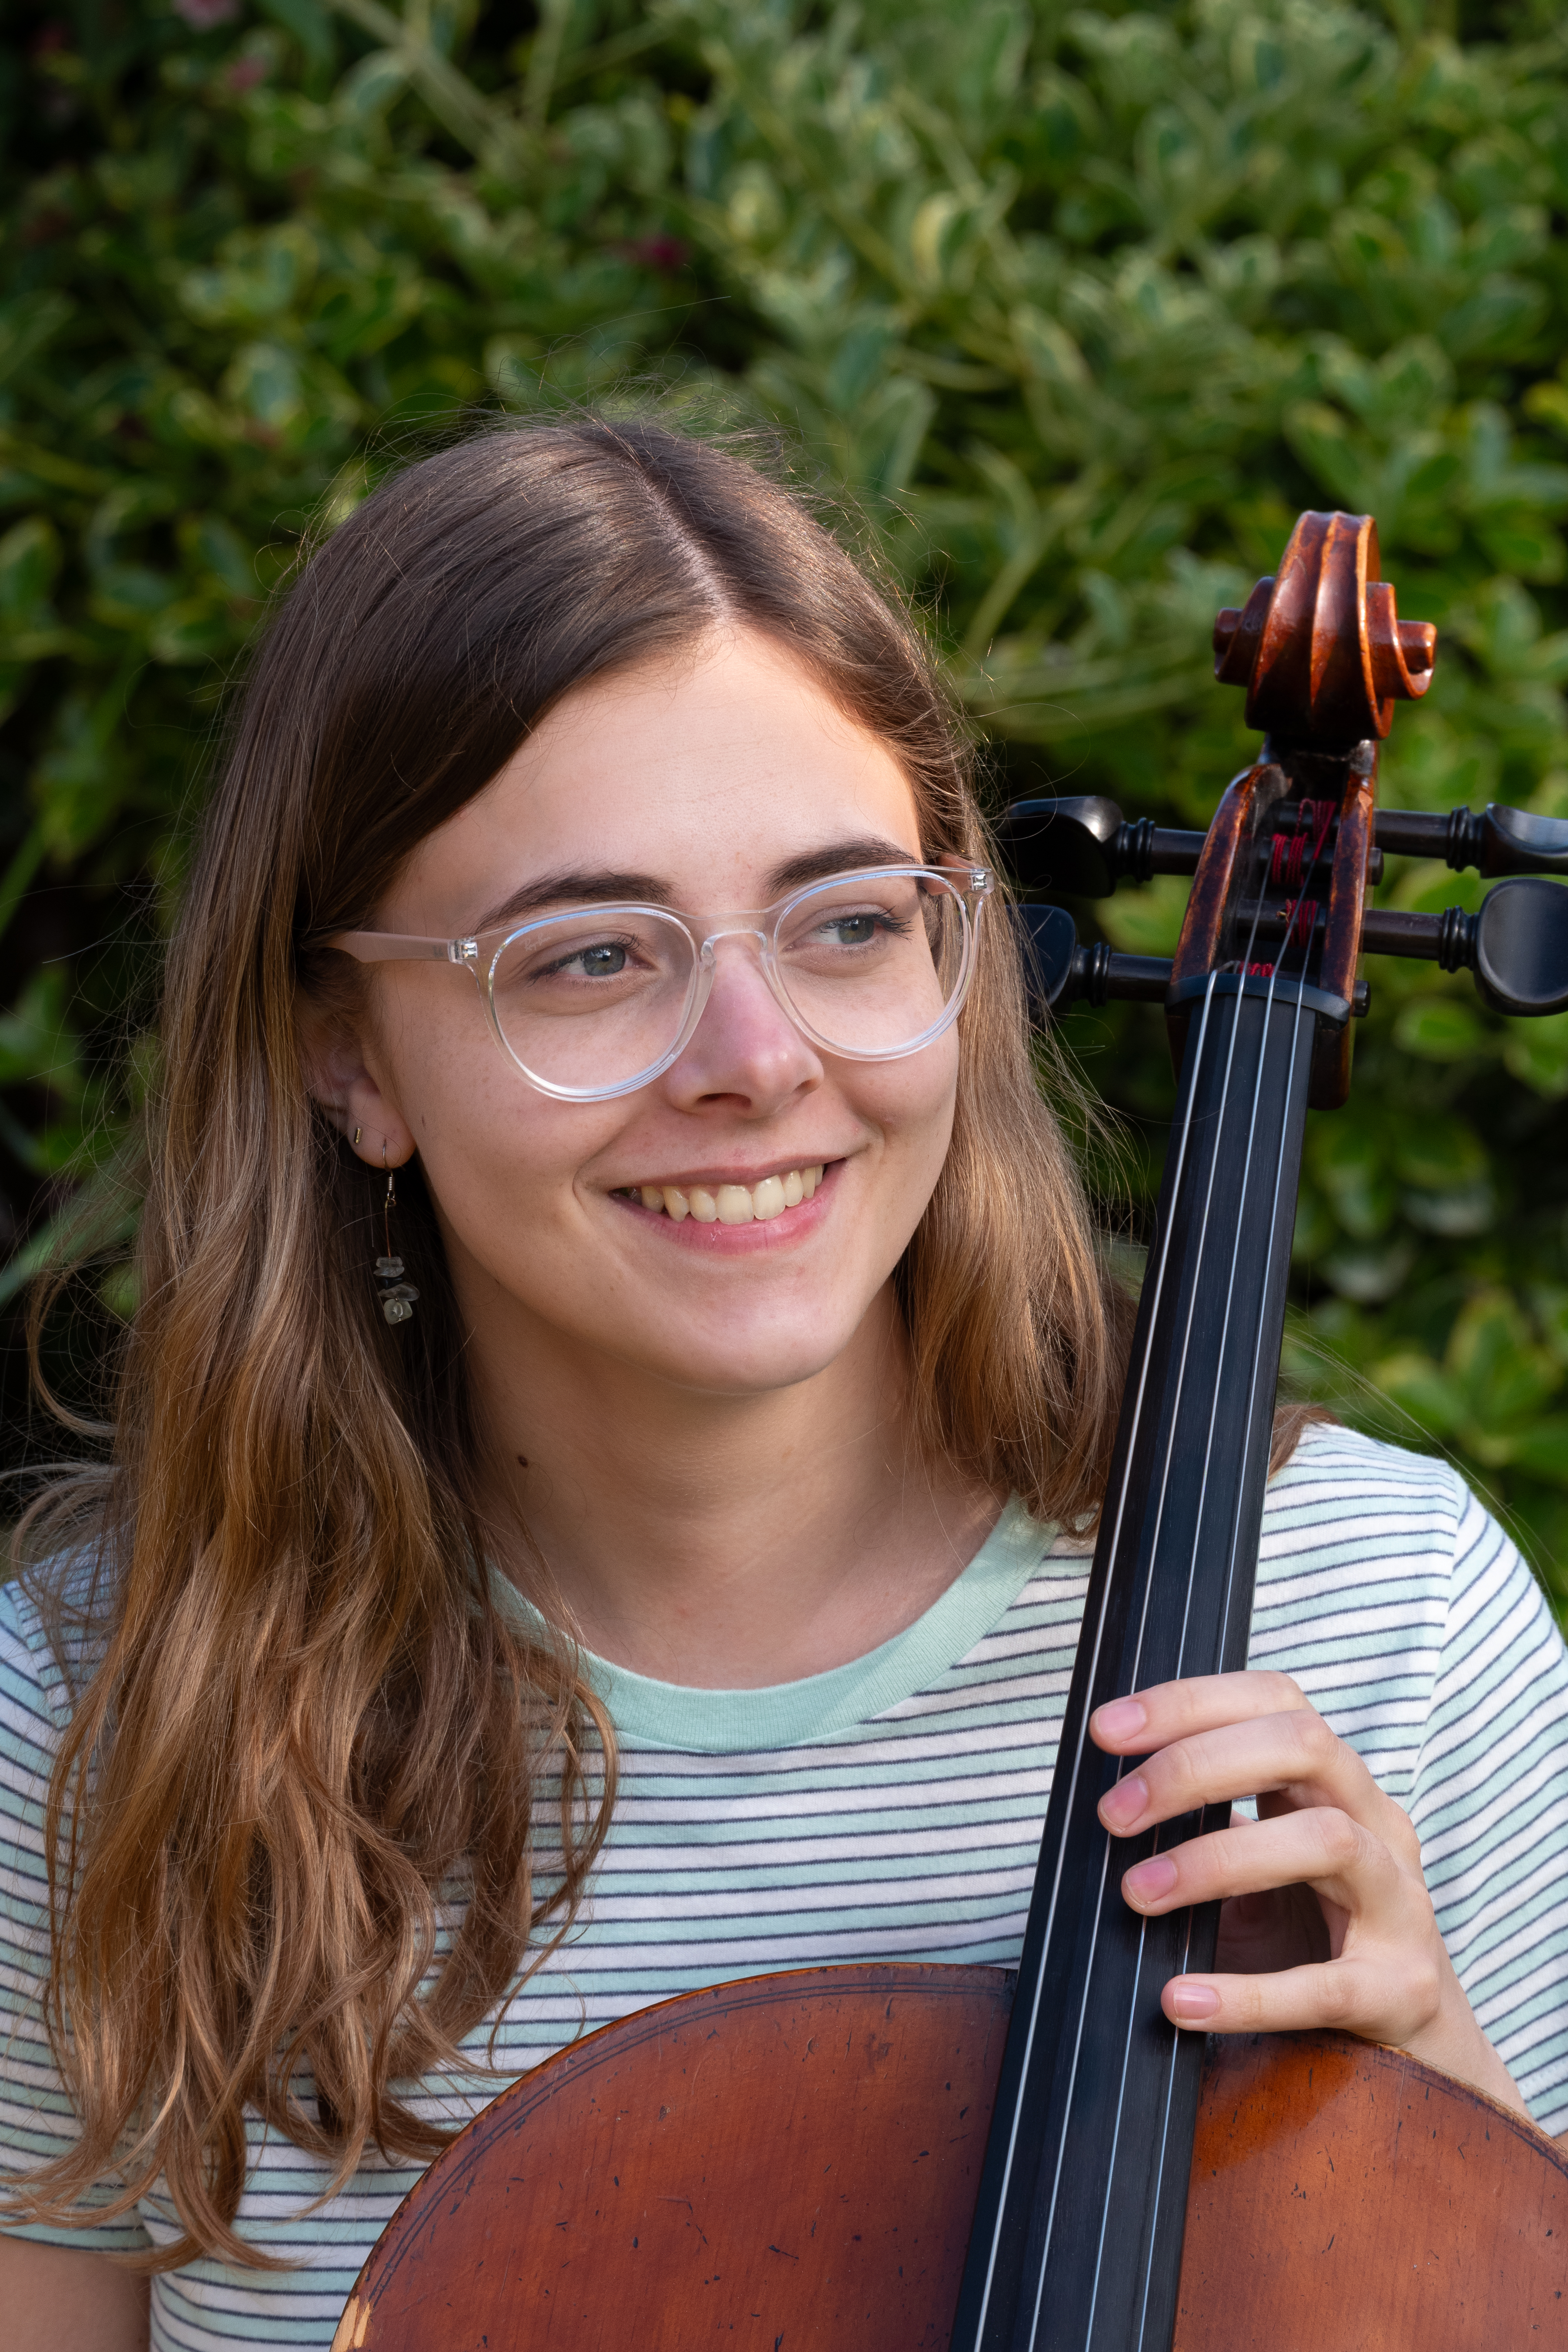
[471,837,922,932]
[473,871,677,931]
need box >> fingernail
[1123,1855,1178,1907]
[1098,1772,1147,1829]
[1094,1697,1147,1742]
[1168,1980,1220,2022]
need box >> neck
[466,1287,999,1688]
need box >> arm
[0,2235,149,2352]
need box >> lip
[608,1158,843,1251]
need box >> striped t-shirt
[3,1423,1568,2350]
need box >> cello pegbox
[1212,510,1436,749]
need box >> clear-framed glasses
[323,863,993,1103]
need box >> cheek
[373,988,612,1250]
[855,1034,960,1176]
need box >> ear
[296,992,418,1170]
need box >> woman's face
[341,628,962,1401]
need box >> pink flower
[227,53,268,91]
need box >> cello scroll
[1211,508,1435,748]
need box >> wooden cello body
[335,1965,1568,2349]
[335,514,1568,2350]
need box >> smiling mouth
[613,1164,827,1225]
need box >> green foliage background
[5,0,1568,1601]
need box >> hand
[1089,1669,1531,2120]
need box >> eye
[565,942,628,979]
[822,913,881,947]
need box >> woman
[2,419,1565,2352]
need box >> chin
[640,1326,860,1397]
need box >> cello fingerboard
[950,974,1319,2352]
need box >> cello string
[977,768,1317,2346]
[1150,804,1329,1703]
[1023,784,1300,2352]
[1006,969,1235,2348]
[962,966,1228,2345]
[1074,811,1296,2348]
[1030,794,1292,2350]
[1133,988,1316,2333]
[1134,1056,1320,2351]
[1125,793,1335,2348]
[965,770,1291,2337]
[1209,795,1336,1670]
[1076,787,1329,2349]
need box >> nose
[661,933,823,1115]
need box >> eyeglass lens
[486,869,971,1094]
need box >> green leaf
[1503,1012,1568,1098]
[258,0,335,70]
[0,969,81,1094]
[1393,1116,1488,1191]
[1320,1241,1415,1305]
[1503,1417,1568,1485]
[1370,1348,1465,1433]
[0,515,62,618]
[0,292,74,392]
[1446,1289,1562,1429]
[1310,1118,1397,1241]
[1392,996,1494,1061]
[1095,874,1189,958]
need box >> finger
[1158,1955,1443,2045]
[1096,1710,1417,1860]
[1091,1670,1306,1752]
[1118,1807,1412,1928]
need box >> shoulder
[0,1560,109,1773]
[1261,1419,1548,1615]
[1256,1420,1512,1630]
[1,1581,69,1755]
[1254,1421,1566,1775]
[1261,1419,1469,1562]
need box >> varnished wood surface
[1310,757,1376,1107]
[334,1965,1011,2352]
[336,1965,1568,2350]
[1213,509,1436,750]
[1167,758,1277,992]
[1176,2029,1568,2349]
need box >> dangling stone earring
[376,1145,419,1326]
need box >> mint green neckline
[489,1495,1069,1753]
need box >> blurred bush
[5,0,1568,1601]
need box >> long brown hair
[11,417,1133,2267]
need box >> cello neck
[952,743,1368,2352]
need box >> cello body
[333,1962,1568,2349]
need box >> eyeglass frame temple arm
[323,932,481,965]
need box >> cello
[332,512,1568,2352]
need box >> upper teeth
[633,1166,824,1224]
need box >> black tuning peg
[1018,902,1082,1010]
[1466,876,1568,1016]
[1369,876,1568,1015]
[1376,802,1568,878]
[1017,902,1172,1019]
[998,798,1206,898]
[1000,798,1126,898]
